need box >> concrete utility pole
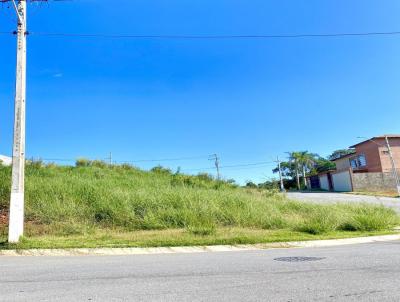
[384,136,400,196]
[276,157,285,192]
[209,154,220,180]
[8,0,27,243]
[108,152,113,165]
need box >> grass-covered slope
[0,161,399,247]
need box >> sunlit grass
[1,228,396,250]
[0,162,399,249]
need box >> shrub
[197,173,214,182]
[27,159,44,169]
[91,160,108,168]
[151,165,172,175]
[76,158,92,167]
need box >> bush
[197,173,214,182]
[76,158,92,167]
[151,165,172,175]
[27,159,44,169]
[91,160,108,168]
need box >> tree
[273,151,320,190]
[313,157,336,173]
[245,181,258,188]
[328,149,355,161]
[272,161,297,178]
[286,152,303,190]
[289,151,319,189]
[295,151,318,188]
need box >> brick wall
[354,141,382,172]
[378,138,400,173]
[354,138,400,173]
[351,171,398,192]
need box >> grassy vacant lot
[0,161,399,249]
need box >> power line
[116,155,210,163]
[1,30,400,40]
[28,155,211,163]
[28,31,400,39]
[27,155,275,171]
[182,161,275,172]
[220,161,274,169]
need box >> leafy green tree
[273,151,325,190]
[272,161,297,178]
[287,152,302,190]
[245,181,258,188]
[295,151,318,189]
[313,158,336,173]
[328,149,355,161]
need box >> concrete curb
[1,234,399,257]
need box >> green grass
[1,228,397,250]
[0,162,399,249]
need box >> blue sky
[0,0,400,184]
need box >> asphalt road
[1,241,400,301]
[287,192,400,212]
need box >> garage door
[332,171,352,192]
[319,175,330,191]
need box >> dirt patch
[0,208,9,226]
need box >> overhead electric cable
[1,30,400,39]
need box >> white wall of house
[332,171,352,192]
[319,175,330,191]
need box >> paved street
[1,241,400,301]
[287,192,400,212]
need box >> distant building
[0,155,12,166]
[347,135,400,174]
[308,135,400,193]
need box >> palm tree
[287,152,301,190]
[288,151,317,190]
[297,151,317,189]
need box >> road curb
[1,234,399,257]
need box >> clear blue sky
[0,0,400,184]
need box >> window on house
[358,154,367,167]
[349,154,367,169]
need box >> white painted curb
[1,234,399,257]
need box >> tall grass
[0,162,398,237]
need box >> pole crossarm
[10,0,23,24]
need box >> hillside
[0,161,398,247]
